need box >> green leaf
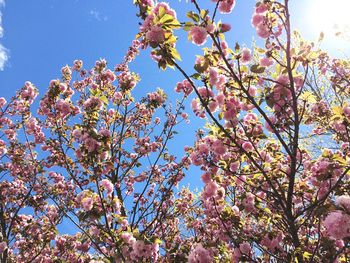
[266,94,274,108]
[190,73,201,80]
[186,11,200,22]
[299,91,317,103]
[200,9,209,19]
[158,60,167,70]
[303,252,312,260]
[235,42,240,51]
[183,22,194,31]
[170,48,181,61]
[250,64,265,74]
[100,95,109,105]
[158,6,166,18]
[159,14,174,25]
[194,57,209,73]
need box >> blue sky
[1,0,348,100]
[0,0,257,98]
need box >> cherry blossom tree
[0,40,190,262]
[133,0,350,262]
[1,0,350,262]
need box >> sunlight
[307,0,350,41]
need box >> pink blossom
[146,26,165,45]
[0,140,7,155]
[336,195,350,211]
[239,242,251,255]
[241,48,252,64]
[81,197,94,211]
[191,99,206,118]
[188,243,212,263]
[100,179,114,195]
[204,180,218,199]
[215,93,225,105]
[242,141,254,152]
[121,232,135,244]
[209,67,218,86]
[248,86,257,97]
[175,79,193,96]
[256,3,268,13]
[83,96,103,110]
[206,23,215,34]
[73,59,83,71]
[344,107,350,119]
[0,97,7,108]
[323,211,350,239]
[190,26,208,46]
[99,128,111,137]
[218,0,236,14]
[197,87,214,98]
[230,161,239,172]
[0,241,7,254]
[252,11,270,39]
[235,175,246,187]
[201,172,211,184]
[212,139,226,155]
[242,193,255,212]
[232,247,242,262]
[132,240,146,256]
[256,26,270,38]
[21,81,38,103]
[220,23,231,33]
[153,2,176,18]
[260,57,273,67]
[105,69,116,82]
[261,234,282,252]
[252,13,264,27]
[84,137,100,153]
[56,99,71,117]
[61,65,72,77]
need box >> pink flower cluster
[251,3,270,38]
[121,233,160,262]
[175,79,193,96]
[26,117,45,143]
[141,2,176,46]
[0,97,6,108]
[336,195,350,211]
[188,243,212,263]
[76,190,97,211]
[190,26,208,46]
[241,48,252,64]
[20,81,39,105]
[83,96,103,111]
[139,0,154,8]
[323,210,350,240]
[147,89,166,107]
[212,0,236,14]
[145,26,165,46]
[100,179,114,195]
[261,232,283,252]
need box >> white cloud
[89,10,107,22]
[0,1,8,71]
[0,14,3,37]
[0,44,8,71]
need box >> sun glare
[308,0,350,40]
